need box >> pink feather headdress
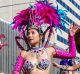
[12,1,61,35]
[10,1,68,50]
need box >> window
[61,26,69,33]
[56,0,80,20]
[57,35,69,45]
[65,16,75,24]
[69,0,80,10]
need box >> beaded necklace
[31,46,45,58]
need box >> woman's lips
[29,39,33,41]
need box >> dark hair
[68,59,75,66]
[75,29,80,53]
[60,59,75,66]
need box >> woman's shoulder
[47,46,55,51]
[20,50,28,59]
[46,46,56,55]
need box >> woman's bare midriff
[26,68,50,74]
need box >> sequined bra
[23,59,50,71]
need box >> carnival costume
[60,59,75,70]
[11,0,76,74]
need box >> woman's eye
[32,31,35,34]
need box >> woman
[53,28,80,71]
[53,61,80,71]
[59,59,75,74]
[13,24,77,74]
[12,1,78,74]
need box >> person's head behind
[75,29,80,54]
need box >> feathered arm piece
[54,35,76,59]
[15,36,25,50]
[13,53,25,74]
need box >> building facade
[0,0,80,74]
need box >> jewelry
[62,65,69,70]
[31,46,44,58]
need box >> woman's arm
[53,62,80,71]
[13,51,26,74]
[54,35,76,59]
[51,25,79,59]
[72,62,80,70]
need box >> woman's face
[27,28,40,46]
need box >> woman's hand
[52,62,61,68]
[69,24,79,36]
[0,43,8,49]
